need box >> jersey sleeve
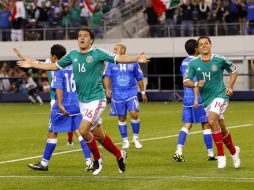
[50,70,63,90]
[56,51,73,69]
[222,56,237,73]
[97,48,116,63]
[103,62,112,78]
[183,63,195,82]
[134,63,143,81]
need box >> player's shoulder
[181,56,197,66]
[93,47,115,56]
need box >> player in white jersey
[15,27,150,175]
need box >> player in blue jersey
[14,45,92,171]
[173,39,216,162]
[104,43,147,149]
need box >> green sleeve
[97,48,116,63]
[222,57,237,74]
[56,51,73,69]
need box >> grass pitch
[0,101,253,190]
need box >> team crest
[128,64,134,70]
[86,56,93,63]
[211,64,217,72]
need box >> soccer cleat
[118,150,127,173]
[66,140,74,146]
[231,146,240,168]
[28,162,48,171]
[207,155,217,161]
[133,138,142,149]
[173,152,186,162]
[84,159,93,171]
[122,140,130,149]
[92,158,103,175]
[217,155,226,169]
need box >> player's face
[113,45,122,55]
[78,30,93,51]
[198,38,211,55]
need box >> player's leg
[206,98,228,168]
[27,90,36,103]
[127,97,142,149]
[72,115,92,170]
[219,119,240,168]
[111,100,129,149]
[173,107,192,162]
[93,126,127,174]
[201,122,216,160]
[33,91,43,105]
[194,105,216,160]
[28,132,57,171]
[67,132,74,146]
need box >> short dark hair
[197,36,212,45]
[50,44,66,60]
[185,39,197,55]
[78,27,95,45]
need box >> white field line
[0,175,254,182]
[0,123,252,165]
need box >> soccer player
[15,27,150,175]
[173,39,216,162]
[183,36,240,169]
[103,43,147,149]
[14,45,93,171]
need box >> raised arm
[13,48,35,61]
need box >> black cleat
[92,159,102,175]
[118,150,127,173]
[173,152,186,162]
[207,156,217,161]
[28,162,48,171]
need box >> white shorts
[205,98,228,120]
[79,99,107,130]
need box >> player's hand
[58,104,70,116]
[13,48,33,61]
[13,48,22,58]
[226,87,233,96]
[137,52,150,63]
[142,94,147,103]
[197,80,205,87]
[105,89,111,98]
[17,60,34,68]
[193,98,198,108]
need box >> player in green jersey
[15,27,150,175]
[183,36,240,169]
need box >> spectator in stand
[197,0,211,36]
[24,18,41,40]
[0,2,11,41]
[164,0,183,37]
[180,0,194,37]
[70,0,81,27]
[212,0,229,35]
[80,1,91,26]
[61,3,71,28]
[90,3,104,38]
[9,0,26,41]
[34,0,50,28]
[247,0,254,35]
[143,0,160,37]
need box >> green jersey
[56,48,116,103]
[184,54,237,108]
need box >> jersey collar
[201,54,213,62]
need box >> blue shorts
[182,105,207,123]
[110,96,139,117]
[49,112,82,133]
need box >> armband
[141,91,146,95]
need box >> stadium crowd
[0,0,131,41]
[144,0,254,37]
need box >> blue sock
[131,119,140,135]
[42,138,57,161]
[78,136,91,159]
[118,121,128,139]
[203,129,213,150]
[177,127,189,146]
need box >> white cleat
[122,140,130,149]
[92,157,103,176]
[217,155,226,169]
[231,146,240,168]
[133,138,142,149]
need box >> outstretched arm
[13,48,35,61]
[116,53,150,64]
[17,60,59,71]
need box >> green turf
[0,101,253,190]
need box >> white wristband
[141,91,146,95]
[194,82,198,87]
[35,60,39,64]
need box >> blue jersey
[50,65,80,115]
[104,62,143,101]
[180,56,202,107]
